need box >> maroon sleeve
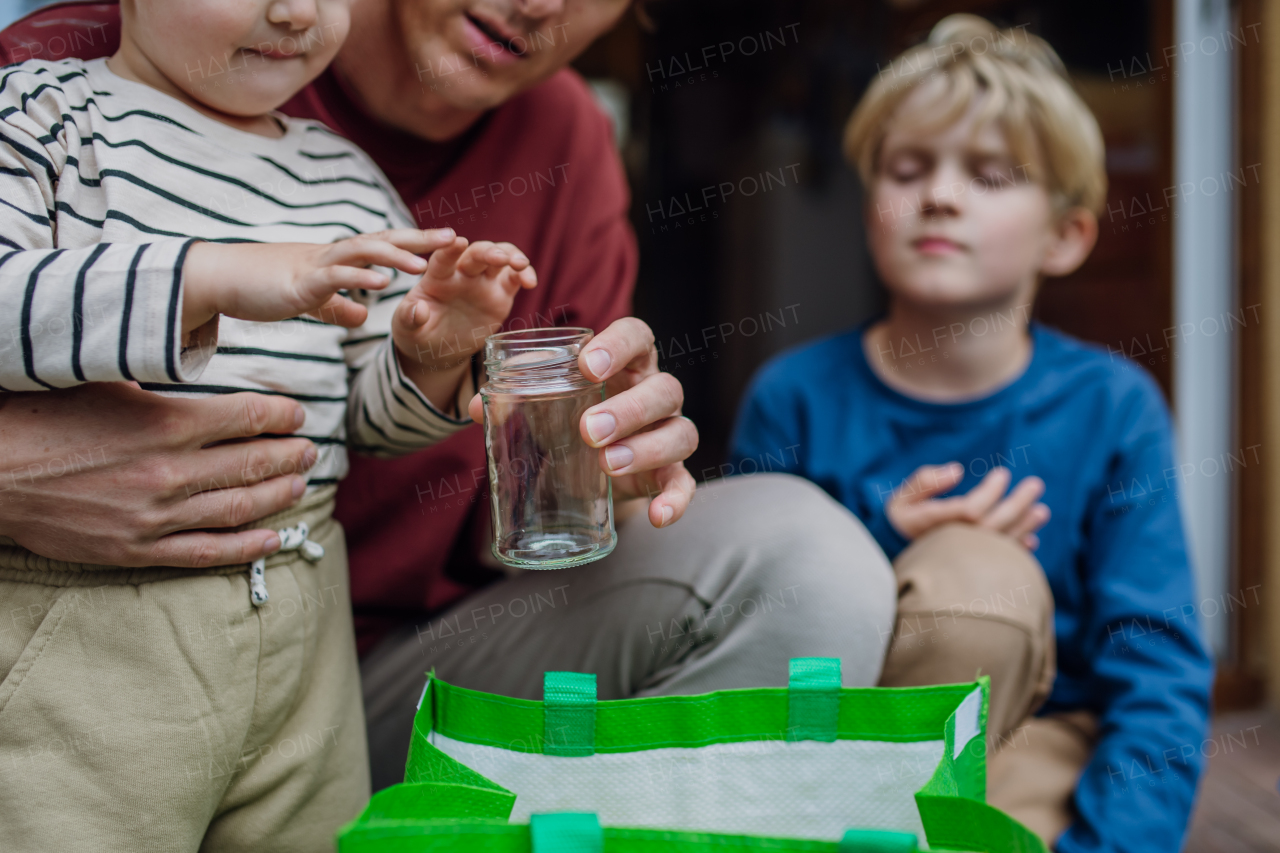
[0,1,120,65]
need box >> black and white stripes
[0,58,469,485]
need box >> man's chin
[414,51,522,110]
[435,78,519,111]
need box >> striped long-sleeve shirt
[0,58,471,488]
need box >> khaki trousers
[877,522,1097,846]
[0,488,369,853]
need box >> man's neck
[335,1,485,142]
[864,290,1037,403]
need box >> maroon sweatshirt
[0,3,638,655]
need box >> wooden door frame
[1226,0,1273,710]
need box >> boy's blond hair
[843,14,1106,215]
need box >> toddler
[0,1,534,850]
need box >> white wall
[1173,0,1236,656]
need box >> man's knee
[676,475,894,685]
[697,474,896,641]
[694,473,876,555]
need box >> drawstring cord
[249,522,325,607]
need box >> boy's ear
[1040,207,1098,277]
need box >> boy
[730,15,1213,853]
[0,0,535,850]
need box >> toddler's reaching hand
[391,236,538,378]
[181,228,458,332]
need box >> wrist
[181,241,220,335]
[395,343,472,416]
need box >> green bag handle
[838,829,918,852]
[787,657,841,742]
[527,816,913,853]
[341,814,922,852]
[543,672,597,756]
[530,813,604,853]
[542,659,842,752]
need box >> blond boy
[731,15,1212,852]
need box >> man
[0,0,897,791]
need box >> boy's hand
[182,228,457,333]
[392,237,537,410]
[886,463,1050,550]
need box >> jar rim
[486,327,593,345]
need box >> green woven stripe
[338,818,845,852]
[337,819,528,853]
[915,680,988,805]
[530,814,603,853]
[954,679,989,801]
[405,683,516,791]
[916,796,1047,853]
[543,673,597,757]
[337,819,972,853]
[361,782,514,822]
[428,679,978,755]
[787,657,841,742]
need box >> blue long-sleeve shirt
[728,322,1213,853]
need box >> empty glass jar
[481,328,616,569]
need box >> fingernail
[293,407,306,429]
[301,446,318,469]
[514,254,529,264]
[586,348,611,377]
[263,534,281,553]
[604,444,633,471]
[586,412,616,443]
[660,505,674,526]
[437,228,455,239]
[291,477,306,498]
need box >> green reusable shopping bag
[338,658,1047,853]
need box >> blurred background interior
[573,2,1280,846]
[2,0,1278,847]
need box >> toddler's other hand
[183,228,456,332]
[886,463,1049,549]
[391,237,538,374]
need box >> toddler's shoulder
[284,117,379,168]
[0,59,91,159]
[282,118,415,227]
[0,57,87,113]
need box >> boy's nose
[921,165,967,217]
[267,0,320,32]
[921,188,960,217]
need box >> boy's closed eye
[969,154,1027,189]
[881,145,1025,189]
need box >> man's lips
[462,12,529,63]
[912,236,965,255]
